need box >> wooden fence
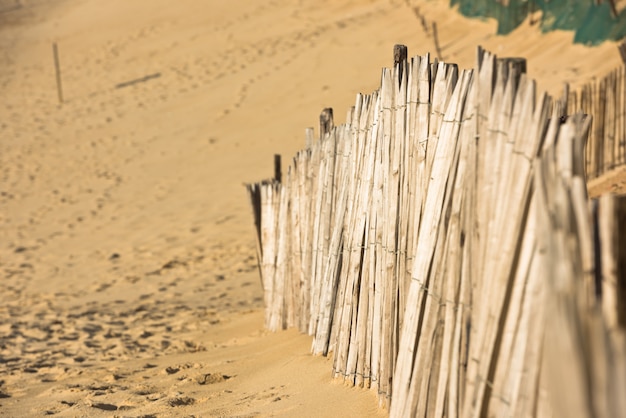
[246,46,626,416]
[569,64,626,179]
[535,115,626,418]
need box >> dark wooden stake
[320,108,334,140]
[53,42,63,104]
[274,154,282,183]
[394,44,408,86]
[393,44,408,65]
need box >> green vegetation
[450,0,626,45]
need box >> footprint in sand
[167,396,196,407]
[195,372,232,385]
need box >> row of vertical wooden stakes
[246,45,626,417]
[571,61,626,179]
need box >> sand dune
[0,0,622,416]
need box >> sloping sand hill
[0,0,621,416]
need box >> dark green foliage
[450,0,626,45]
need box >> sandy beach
[0,0,623,416]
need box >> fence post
[320,108,334,140]
[394,44,408,85]
[274,154,282,183]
